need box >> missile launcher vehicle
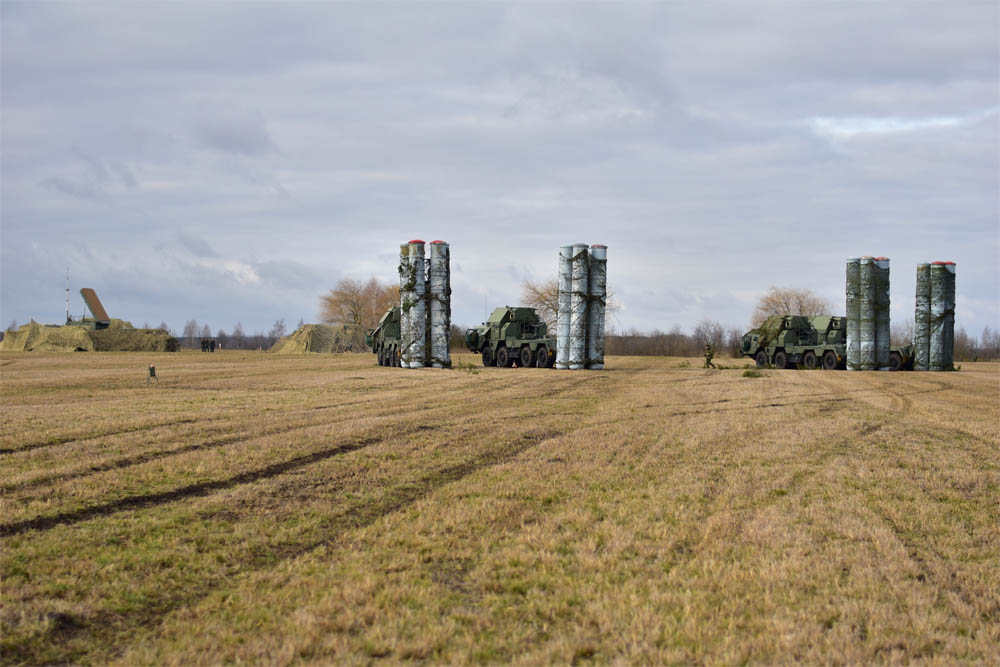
[366,306,403,367]
[465,306,556,368]
[741,314,913,370]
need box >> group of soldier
[199,338,217,352]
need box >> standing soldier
[704,344,716,369]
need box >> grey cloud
[192,103,275,155]
[40,175,108,202]
[176,234,217,258]
[2,3,997,337]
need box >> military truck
[365,306,403,367]
[740,315,846,370]
[465,306,556,368]
[741,315,913,370]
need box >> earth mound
[0,320,178,352]
[270,324,364,353]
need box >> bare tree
[693,318,725,352]
[725,325,743,358]
[449,324,466,350]
[521,278,560,330]
[982,326,999,360]
[296,317,305,330]
[142,321,150,329]
[751,287,833,327]
[319,277,399,331]
[521,277,619,332]
[890,318,914,346]
[200,324,212,339]
[268,318,287,340]
[183,319,199,346]
[6,320,18,332]
[232,322,244,349]
[954,326,975,362]
[158,322,170,332]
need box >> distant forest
[86,277,998,361]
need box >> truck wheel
[481,347,494,367]
[889,352,902,371]
[822,350,837,370]
[496,345,514,368]
[773,351,788,369]
[377,349,385,366]
[803,351,817,370]
[755,350,768,368]
[535,346,550,368]
[520,346,535,368]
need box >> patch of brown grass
[1,351,998,663]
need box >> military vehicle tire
[535,346,550,368]
[822,350,837,370]
[803,351,817,370]
[520,346,535,368]
[755,350,768,368]
[889,351,903,371]
[378,349,385,366]
[481,347,494,367]
[496,345,514,368]
[773,350,788,369]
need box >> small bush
[743,369,765,378]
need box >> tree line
[175,318,301,350]
[145,278,1000,360]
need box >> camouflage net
[0,319,178,352]
[751,316,785,350]
[90,320,180,352]
[269,324,365,353]
[914,264,931,370]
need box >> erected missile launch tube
[398,243,412,367]
[846,258,861,370]
[929,262,946,371]
[428,240,451,368]
[874,257,891,370]
[586,245,607,370]
[568,243,589,370]
[859,257,876,370]
[943,261,956,371]
[914,263,931,371]
[555,245,573,370]
[929,261,956,371]
[404,240,427,368]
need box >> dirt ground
[1,351,997,664]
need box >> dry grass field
[1,350,998,664]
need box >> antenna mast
[65,268,70,323]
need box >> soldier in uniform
[704,344,716,369]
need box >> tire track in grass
[0,394,399,456]
[0,432,399,537]
[0,381,586,534]
[1,399,460,495]
[0,418,205,455]
[4,428,564,665]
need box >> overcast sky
[2,2,997,339]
